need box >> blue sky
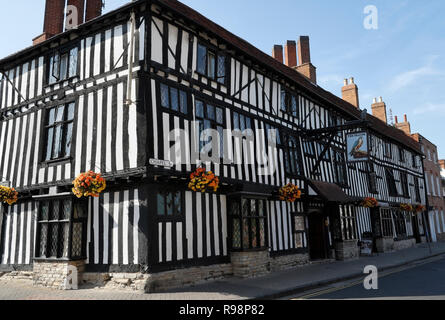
[1,0,444,157]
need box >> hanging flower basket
[414,204,425,213]
[188,167,220,193]
[279,183,302,203]
[0,186,18,205]
[361,197,379,208]
[400,203,413,212]
[72,171,106,198]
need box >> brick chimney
[371,96,387,123]
[295,36,317,84]
[272,45,284,64]
[395,114,411,135]
[285,41,297,68]
[341,77,359,108]
[33,0,103,45]
[439,160,445,170]
[33,0,65,45]
[86,0,103,22]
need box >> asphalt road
[293,257,445,300]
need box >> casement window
[48,46,79,84]
[328,112,343,137]
[280,89,299,118]
[197,43,227,85]
[157,190,183,220]
[35,198,87,260]
[316,142,330,161]
[399,147,405,162]
[385,168,398,197]
[400,172,410,198]
[339,206,357,241]
[414,177,421,203]
[195,99,225,158]
[368,163,378,194]
[380,209,394,238]
[393,211,408,240]
[283,135,303,176]
[160,83,188,114]
[230,198,267,251]
[384,142,392,158]
[303,140,316,158]
[332,150,347,187]
[412,154,418,168]
[43,102,75,162]
[291,214,307,249]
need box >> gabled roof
[0,0,421,154]
[158,0,421,153]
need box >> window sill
[33,257,86,263]
[40,157,72,168]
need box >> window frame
[159,82,189,115]
[156,188,184,222]
[46,43,80,85]
[35,197,87,261]
[280,88,299,118]
[196,42,228,86]
[42,102,75,164]
[400,171,410,198]
[280,133,303,177]
[229,197,268,251]
[385,168,398,197]
[291,213,308,250]
[332,148,348,187]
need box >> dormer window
[48,46,79,84]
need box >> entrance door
[307,210,328,260]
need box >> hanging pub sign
[346,131,369,162]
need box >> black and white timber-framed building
[0,0,429,290]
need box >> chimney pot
[285,40,297,68]
[373,97,377,104]
[349,77,354,84]
[404,114,408,122]
[342,76,359,108]
[272,45,284,64]
[395,116,398,124]
[379,96,383,103]
[344,79,349,86]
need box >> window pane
[69,47,78,78]
[232,218,241,248]
[62,200,72,220]
[60,53,68,81]
[233,112,239,130]
[71,222,83,257]
[38,224,48,257]
[52,125,63,159]
[61,223,70,258]
[291,96,297,117]
[49,223,59,257]
[67,103,75,121]
[216,107,223,124]
[208,52,216,79]
[179,90,188,114]
[174,191,181,215]
[217,126,224,158]
[281,90,286,111]
[170,87,179,111]
[195,100,204,118]
[50,200,60,220]
[251,218,257,247]
[157,193,165,216]
[45,127,54,161]
[50,54,60,83]
[40,202,49,221]
[240,115,246,131]
[160,84,169,108]
[259,219,265,247]
[197,44,207,74]
[207,104,215,120]
[294,216,305,231]
[56,105,65,122]
[243,218,249,248]
[166,192,173,216]
[65,123,73,157]
[48,108,56,125]
[217,55,226,84]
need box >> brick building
[410,131,445,241]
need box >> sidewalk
[1,241,445,300]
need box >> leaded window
[380,209,394,237]
[400,171,409,198]
[36,198,87,260]
[195,100,225,158]
[48,46,79,84]
[292,214,307,249]
[333,150,347,186]
[230,198,267,250]
[394,210,408,239]
[385,168,398,197]
[160,83,188,114]
[284,135,302,176]
[44,102,75,162]
[280,89,299,118]
[197,43,227,85]
[340,206,357,240]
[157,189,183,219]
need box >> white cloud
[389,55,441,92]
[318,74,344,86]
[413,102,445,115]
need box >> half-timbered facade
[0,0,427,290]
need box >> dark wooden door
[308,211,328,260]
